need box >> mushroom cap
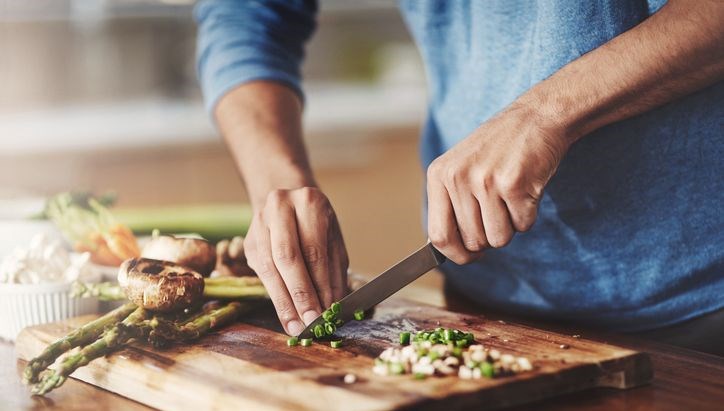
[118,257,204,312]
[141,236,216,277]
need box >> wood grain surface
[15,299,653,411]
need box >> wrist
[246,161,317,210]
[515,85,590,149]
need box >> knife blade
[297,241,446,339]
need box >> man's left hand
[426,103,570,264]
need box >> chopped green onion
[388,362,405,375]
[324,322,336,335]
[335,319,343,326]
[300,338,313,347]
[443,329,454,341]
[322,310,335,322]
[313,324,325,339]
[331,302,341,314]
[456,339,468,348]
[330,340,343,348]
[481,362,495,378]
[287,337,299,347]
[399,332,411,345]
[353,309,365,321]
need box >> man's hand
[243,187,348,335]
[427,104,569,264]
[214,81,350,335]
[427,0,724,263]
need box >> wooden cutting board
[16,299,653,411]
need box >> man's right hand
[243,187,349,336]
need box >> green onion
[322,310,335,322]
[287,337,299,347]
[331,302,341,314]
[330,340,342,348]
[480,362,495,378]
[388,362,405,375]
[325,322,336,335]
[313,324,325,339]
[456,339,468,348]
[399,332,411,345]
[353,309,365,321]
[443,329,454,341]
[300,338,313,347]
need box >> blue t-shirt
[195,0,724,332]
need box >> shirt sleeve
[194,0,318,115]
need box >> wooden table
[4,281,724,411]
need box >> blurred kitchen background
[0,0,439,296]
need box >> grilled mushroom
[141,236,216,277]
[214,236,255,277]
[118,258,204,312]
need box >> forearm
[215,81,316,210]
[521,0,724,144]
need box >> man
[194,0,724,354]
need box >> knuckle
[303,245,326,265]
[427,160,442,180]
[273,243,298,264]
[463,238,485,252]
[266,189,288,206]
[488,232,513,248]
[254,257,277,279]
[430,233,451,250]
[450,253,476,265]
[275,300,298,324]
[289,287,315,306]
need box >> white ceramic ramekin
[0,272,100,341]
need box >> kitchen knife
[297,241,446,339]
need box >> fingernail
[287,320,304,336]
[302,310,320,325]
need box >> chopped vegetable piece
[287,337,299,347]
[388,362,405,375]
[300,338,313,347]
[325,322,336,335]
[322,310,335,322]
[331,302,341,314]
[330,340,343,348]
[399,332,411,345]
[456,339,468,348]
[313,324,325,339]
[480,362,495,378]
[414,373,427,380]
[353,309,365,321]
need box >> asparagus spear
[149,301,247,342]
[71,281,127,301]
[22,302,137,385]
[71,278,268,302]
[31,306,149,396]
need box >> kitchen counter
[4,279,724,411]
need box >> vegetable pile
[373,328,533,380]
[286,301,367,349]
